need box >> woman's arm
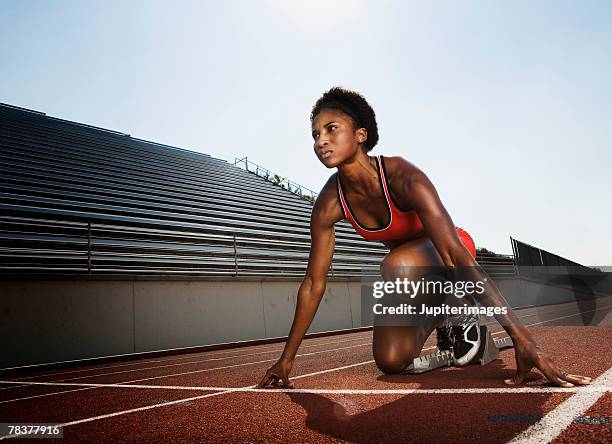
[390,157,591,387]
[396,162,531,340]
[277,208,336,363]
[257,177,342,388]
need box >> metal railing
[0,218,383,278]
[234,157,318,203]
[1,218,523,279]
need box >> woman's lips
[320,150,332,159]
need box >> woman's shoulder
[311,172,344,226]
[380,155,434,203]
[317,171,339,196]
[380,154,424,181]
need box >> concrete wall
[1,275,609,368]
[0,279,361,368]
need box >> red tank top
[336,155,424,242]
[336,155,477,258]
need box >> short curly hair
[310,86,379,151]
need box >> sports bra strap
[376,155,394,210]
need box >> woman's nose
[316,137,328,149]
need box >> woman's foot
[435,309,482,366]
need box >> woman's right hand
[256,358,294,389]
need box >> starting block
[403,326,514,374]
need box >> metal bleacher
[0,103,386,278]
[0,103,516,279]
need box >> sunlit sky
[1,0,610,265]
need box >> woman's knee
[380,253,418,280]
[374,356,416,375]
[373,349,420,375]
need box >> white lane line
[293,360,377,380]
[489,304,612,337]
[0,373,608,441]
[9,341,373,386]
[0,332,371,384]
[521,306,612,327]
[0,328,375,374]
[0,344,412,403]
[0,337,381,441]
[0,379,608,395]
[508,366,612,444]
[0,342,373,404]
[494,301,609,323]
[3,334,372,385]
[0,389,235,441]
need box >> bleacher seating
[0,104,385,277]
[0,103,515,278]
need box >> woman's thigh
[380,236,445,278]
[372,236,446,374]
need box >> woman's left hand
[505,338,592,387]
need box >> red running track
[0,299,611,443]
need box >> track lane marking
[3,341,374,388]
[0,379,608,395]
[2,334,372,385]
[0,342,373,404]
[508,366,612,443]
[0,388,235,440]
[1,365,608,441]
[0,328,375,373]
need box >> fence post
[233,232,238,276]
[510,236,519,276]
[87,221,92,273]
[538,248,544,265]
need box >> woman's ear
[357,128,368,143]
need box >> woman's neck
[337,152,378,195]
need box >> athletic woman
[256,87,591,389]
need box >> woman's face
[311,109,364,168]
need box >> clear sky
[1,0,610,265]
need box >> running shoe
[435,324,454,352]
[436,296,482,366]
[450,319,481,366]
